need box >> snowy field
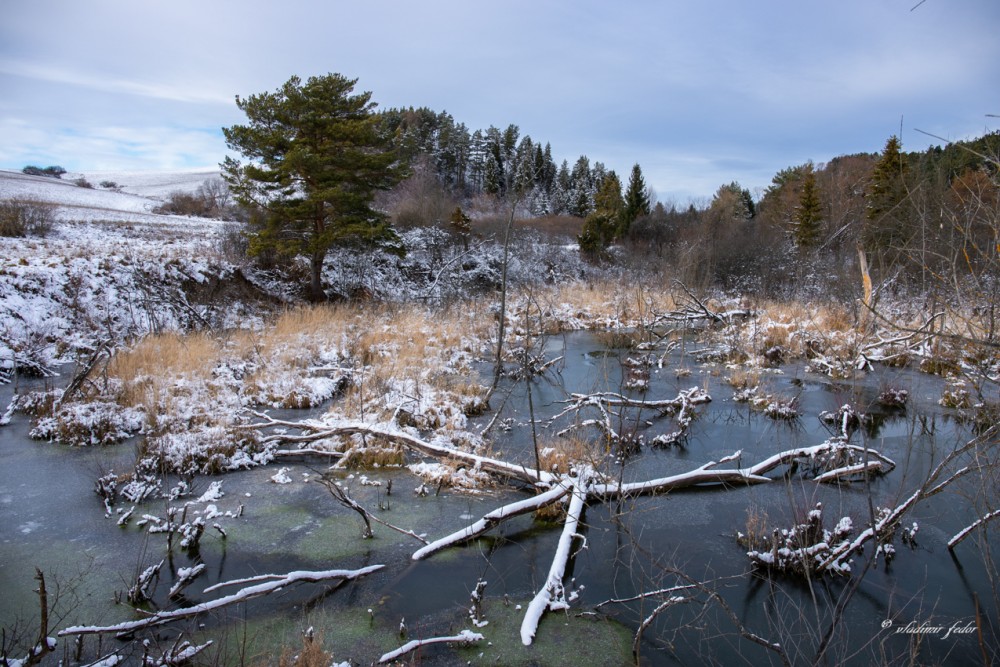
[0,167,221,225]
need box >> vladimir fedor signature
[882,618,977,640]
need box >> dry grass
[510,280,681,333]
[537,435,599,474]
[238,304,354,369]
[109,332,219,383]
[726,367,761,391]
[259,634,333,667]
[736,504,771,550]
[339,443,407,469]
[107,331,222,408]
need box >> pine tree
[222,73,405,301]
[622,163,651,236]
[793,167,823,249]
[550,160,572,214]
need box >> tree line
[221,72,1000,301]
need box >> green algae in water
[454,600,633,667]
[200,469,525,566]
[193,594,632,666]
[194,602,403,666]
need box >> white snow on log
[378,629,483,663]
[58,565,384,637]
[520,472,590,645]
[412,483,571,560]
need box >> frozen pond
[1,331,997,665]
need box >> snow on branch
[817,433,986,573]
[57,565,384,637]
[412,482,571,560]
[378,629,484,663]
[948,508,1000,551]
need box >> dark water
[1,333,997,666]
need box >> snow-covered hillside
[0,167,221,223]
[0,168,252,379]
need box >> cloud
[0,59,233,106]
[0,117,225,171]
[1,0,997,196]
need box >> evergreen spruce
[578,171,623,255]
[864,135,911,251]
[793,167,823,249]
[622,163,651,236]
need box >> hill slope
[0,168,221,223]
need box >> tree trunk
[310,250,326,302]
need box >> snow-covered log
[412,482,571,560]
[746,440,895,478]
[144,639,213,665]
[378,629,484,663]
[593,464,771,497]
[58,565,384,637]
[812,460,891,483]
[167,563,205,599]
[520,471,591,645]
[948,509,1000,551]
[247,413,551,487]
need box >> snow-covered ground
[0,167,221,223]
[0,168,251,379]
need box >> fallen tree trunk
[245,412,550,487]
[412,482,571,561]
[57,565,384,638]
[520,471,591,646]
[378,629,484,663]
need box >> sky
[1,0,998,202]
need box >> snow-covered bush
[30,399,145,446]
[739,502,855,576]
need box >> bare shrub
[155,190,211,217]
[0,199,55,237]
[155,179,237,219]
[216,221,249,262]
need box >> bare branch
[317,477,427,544]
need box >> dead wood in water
[57,565,384,638]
